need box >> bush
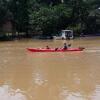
[30,4,71,36]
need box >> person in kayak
[46,46,50,49]
[63,43,71,50]
[63,43,68,50]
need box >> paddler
[63,43,68,50]
[46,46,50,49]
[63,43,71,50]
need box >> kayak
[27,47,84,52]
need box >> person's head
[46,45,49,47]
[46,46,49,49]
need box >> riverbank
[0,33,100,41]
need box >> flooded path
[0,37,100,100]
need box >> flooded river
[0,37,100,100]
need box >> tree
[0,0,13,34]
[30,4,71,36]
[64,0,90,34]
[0,0,8,26]
[8,0,29,34]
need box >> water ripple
[0,85,27,100]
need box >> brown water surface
[0,37,100,100]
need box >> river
[0,37,100,100]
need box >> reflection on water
[0,85,26,100]
[59,88,84,100]
[32,69,48,86]
[0,37,100,100]
[92,85,100,100]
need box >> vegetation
[0,0,100,40]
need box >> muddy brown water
[0,37,100,100]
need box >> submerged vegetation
[0,0,100,40]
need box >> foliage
[0,0,100,37]
[30,4,72,35]
[0,0,8,25]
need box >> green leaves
[0,0,100,36]
[30,4,72,35]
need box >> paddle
[68,44,71,47]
